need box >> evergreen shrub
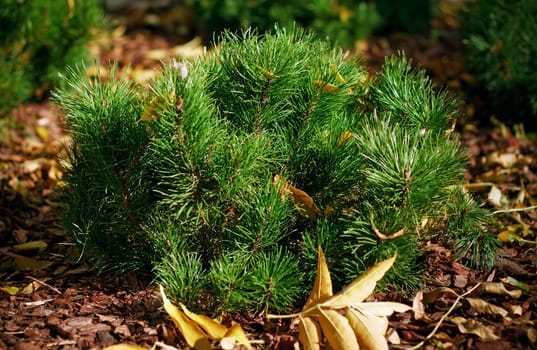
[461,0,537,121]
[0,0,104,116]
[54,27,498,313]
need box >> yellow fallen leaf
[287,185,320,220]
[412,290,426,321]
[450,316,499,341]
[318,309,359,350]
[268,250,408,350]
[506,224,533,238]
[314,80,339,93]
[346,307,389,350]
[101,345,148,350]
[479,282,523,299]
[357,301,412,316]
[338,6,353,22]
[487,151,519,168]
[0,286,20,295]
[298,316,321,350]
[323,254,397,308]
[255,64,279,79]
[528,328,537,344]
[346,302,410,350]
[144,48,168,61]
[219,337,236,350]
[497,230,536,245]
[20,281,43,294]
[274,175,320,219]
[145,38,203,60]
[131,68,159,86]
[330,64,347,84]
[303,246,333,310]
[87,65,110,79]
[502,276,530,293]
[144,35,200,60]
[180,303,227,339]
[23,159,43,173]
[140,91,175,121]
[386,328,402,345]
[160,286,211,350]
[140,95,164,121]
[67,0,74,19]
[497,230,517,244]
[169,37,205,59]
[487,185,508,208]
[14,256,53,271]
[13,240,47,253]
[220,323,252,350]
[421,287,458,304]
[336,131,353,147]
[36,126,49,142]
[324,205,335,216]
[465,298,508,317]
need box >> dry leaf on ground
[160,285,251,350]
[269,246,410,350]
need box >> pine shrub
[0,0,104,116]
[461,0,537,122]
[54,27,498,313]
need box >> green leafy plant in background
[184,0,432,47]
[461,0,537,123]
[0,0,104,116]
[54,27,498,314]
[375,0,432,34]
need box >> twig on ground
[407,283,482,350]
[26,275,62,294]
[493,205,537,214]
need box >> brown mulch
[1,3,536,349]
